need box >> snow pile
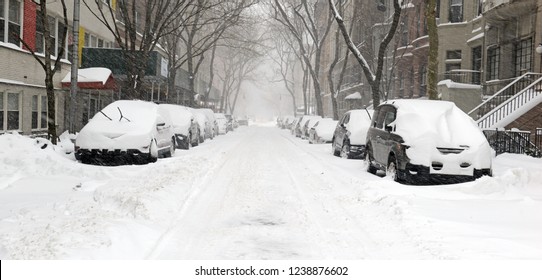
[0,133,211,259]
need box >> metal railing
[439,69,481,85]
[472,74,542,129]
[483,129,541,156]
[469,73,542,121]
[535,128,542,157]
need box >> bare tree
[17,1,68,144]
[83,0,188,99]
[326,0,353,120]
[161,0,256,107]
[216,30,265,114]
[329,0,402,107]
[268,25,298,116]
[273,0,334,117]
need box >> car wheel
[340,140,351,159]
[332,138,340,156]
[149,139,158,163]
[167,137,176,157]
[365,145,377,175]
[387,155,399,182]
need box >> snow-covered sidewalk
[1,125,541,259]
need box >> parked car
[309,118,338,144]
[160,104,199,149]
[291,116,302,135]
[365,99,493,185]
[190,109,207,143]
[281,116,296,129]
[301,116,322,139]
[332,109,373,159]
[237,116,249,126]
[294,115,315,138]
[224,114,234,132]
[196,108,217,139]
[214,113,228,135]
[75,100,175,165]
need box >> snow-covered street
[1,124,542,259]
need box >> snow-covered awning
[61,67,117,90]
[345,92,362,100]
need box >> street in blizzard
[0,0,542,270]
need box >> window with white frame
[32,95,38,129]
[40,95,48,129]
[1,91,20,131]
[35,13,66,58]
[0,0,21,45]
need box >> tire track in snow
[144,133,251,259]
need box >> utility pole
[69,0,80,132]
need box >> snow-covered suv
[365,99,493,184]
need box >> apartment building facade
[0,0,117,136]
[1,0,218,136]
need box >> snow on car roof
[383,99,485,146]
[92,100,159,125]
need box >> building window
[446,50,462,60]
[477,0,483,16]
[449,0,463,23]
[0,0,21,45]
[1,92,20,131]
[32,95,38,129]
[41,96,47,129]
[472,46,482,84]
[515,37,533,76]
[487,46,500,81]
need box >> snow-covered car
[282,116,297,129]
[237,116,249,126]
[309,118,339,144]
[295,115,317,138]
[195,108,217,139]
[75,100,175,165]
[332,109,373,159]
[190,109,207,143]
[291,116,302,135]
[301,116,322,139]
[214,113,228,135]
[224,114,234,132]
[365,99,493,185]
[160,104,199,149]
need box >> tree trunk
[426,0,439,100]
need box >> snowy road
[1,124,542,259]
[147,126,431,259]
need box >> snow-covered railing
[476,76,542,129]
[469,72,542,121]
